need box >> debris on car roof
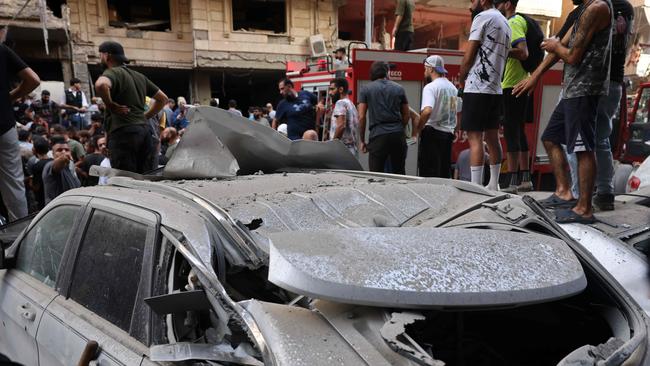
[164,107,363,178]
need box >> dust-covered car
[0,171,648,366]
[0,107,648,366]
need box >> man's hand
[360,142,368,154]
[108,102,129,115]
[541,37,561,53]
[513,76,539,97]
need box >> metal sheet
[174,107,362,176]
[268,228,587,308]
[164,121,239,178]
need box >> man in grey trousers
[0,41,40,220]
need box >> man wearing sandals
[514,0,613,224]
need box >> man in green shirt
[94,41,168,174]
[392,0,415,51]
[496,0,533,193]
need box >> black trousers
[395,31,414,51]
[368,132,407,174]
[108,124,156,174]
[418,126,454,178]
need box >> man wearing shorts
[496,0,533,193]
[514,0,613,223]
[459,0,511,191]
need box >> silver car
[0,171,648,366]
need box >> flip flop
[538,194,577,209]
[554,208,596,224]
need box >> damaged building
[2,0,568,112]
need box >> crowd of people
[0,0,634,226]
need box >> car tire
[614,163,634,194]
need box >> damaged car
[0,107,648,365]
[0,172,648,366]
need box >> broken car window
[16,205,79,288]
[69,210,147,333]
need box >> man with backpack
[495,0,543,193]
[94,41,168,174]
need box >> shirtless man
[514,0,613,223]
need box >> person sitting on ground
[42,135,80,205]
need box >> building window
[107,0,171,32]
[46,0,66,18]
[232,0,286,34]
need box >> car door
[37,198,159,366]
[0,199,89,366]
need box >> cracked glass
[16,205,79,287]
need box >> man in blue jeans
[567,0,633,211]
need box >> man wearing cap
[62,77,89,130]
[495,0,533,193]
[95,41,168,174]
[415,55,461,178]
[31,89,61,126]
[459,0,511,191]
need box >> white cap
[277,123,288,136]
[424,55,448,75]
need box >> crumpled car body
[1,170,648,366]
[1,110,649,365]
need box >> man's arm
[542,3,610,65]
[95,76,129,115]
[509,41,529,61]
[10,68,40,102]
[358,103,368,152]
[334,115,346,139]
[392,0,404,37]
[459,41,480,86]
[401,103,410,127]
[51,156,70,174]
[512,26,575,97]
[145,90,168,120]
[417,107,432,136]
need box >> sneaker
[517,181,534,192]
[501,185,518,194]
[593,193,615,211]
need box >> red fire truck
[286,47,564,183]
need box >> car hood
[267,227,587,308]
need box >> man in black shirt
[0,43,39,221]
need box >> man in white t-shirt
[328,78,359,158]
[415,55,461,178]
[459,0,511,190]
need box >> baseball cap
[98,41,129,64]
[424,55,448,75]
[333,47,346,54]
